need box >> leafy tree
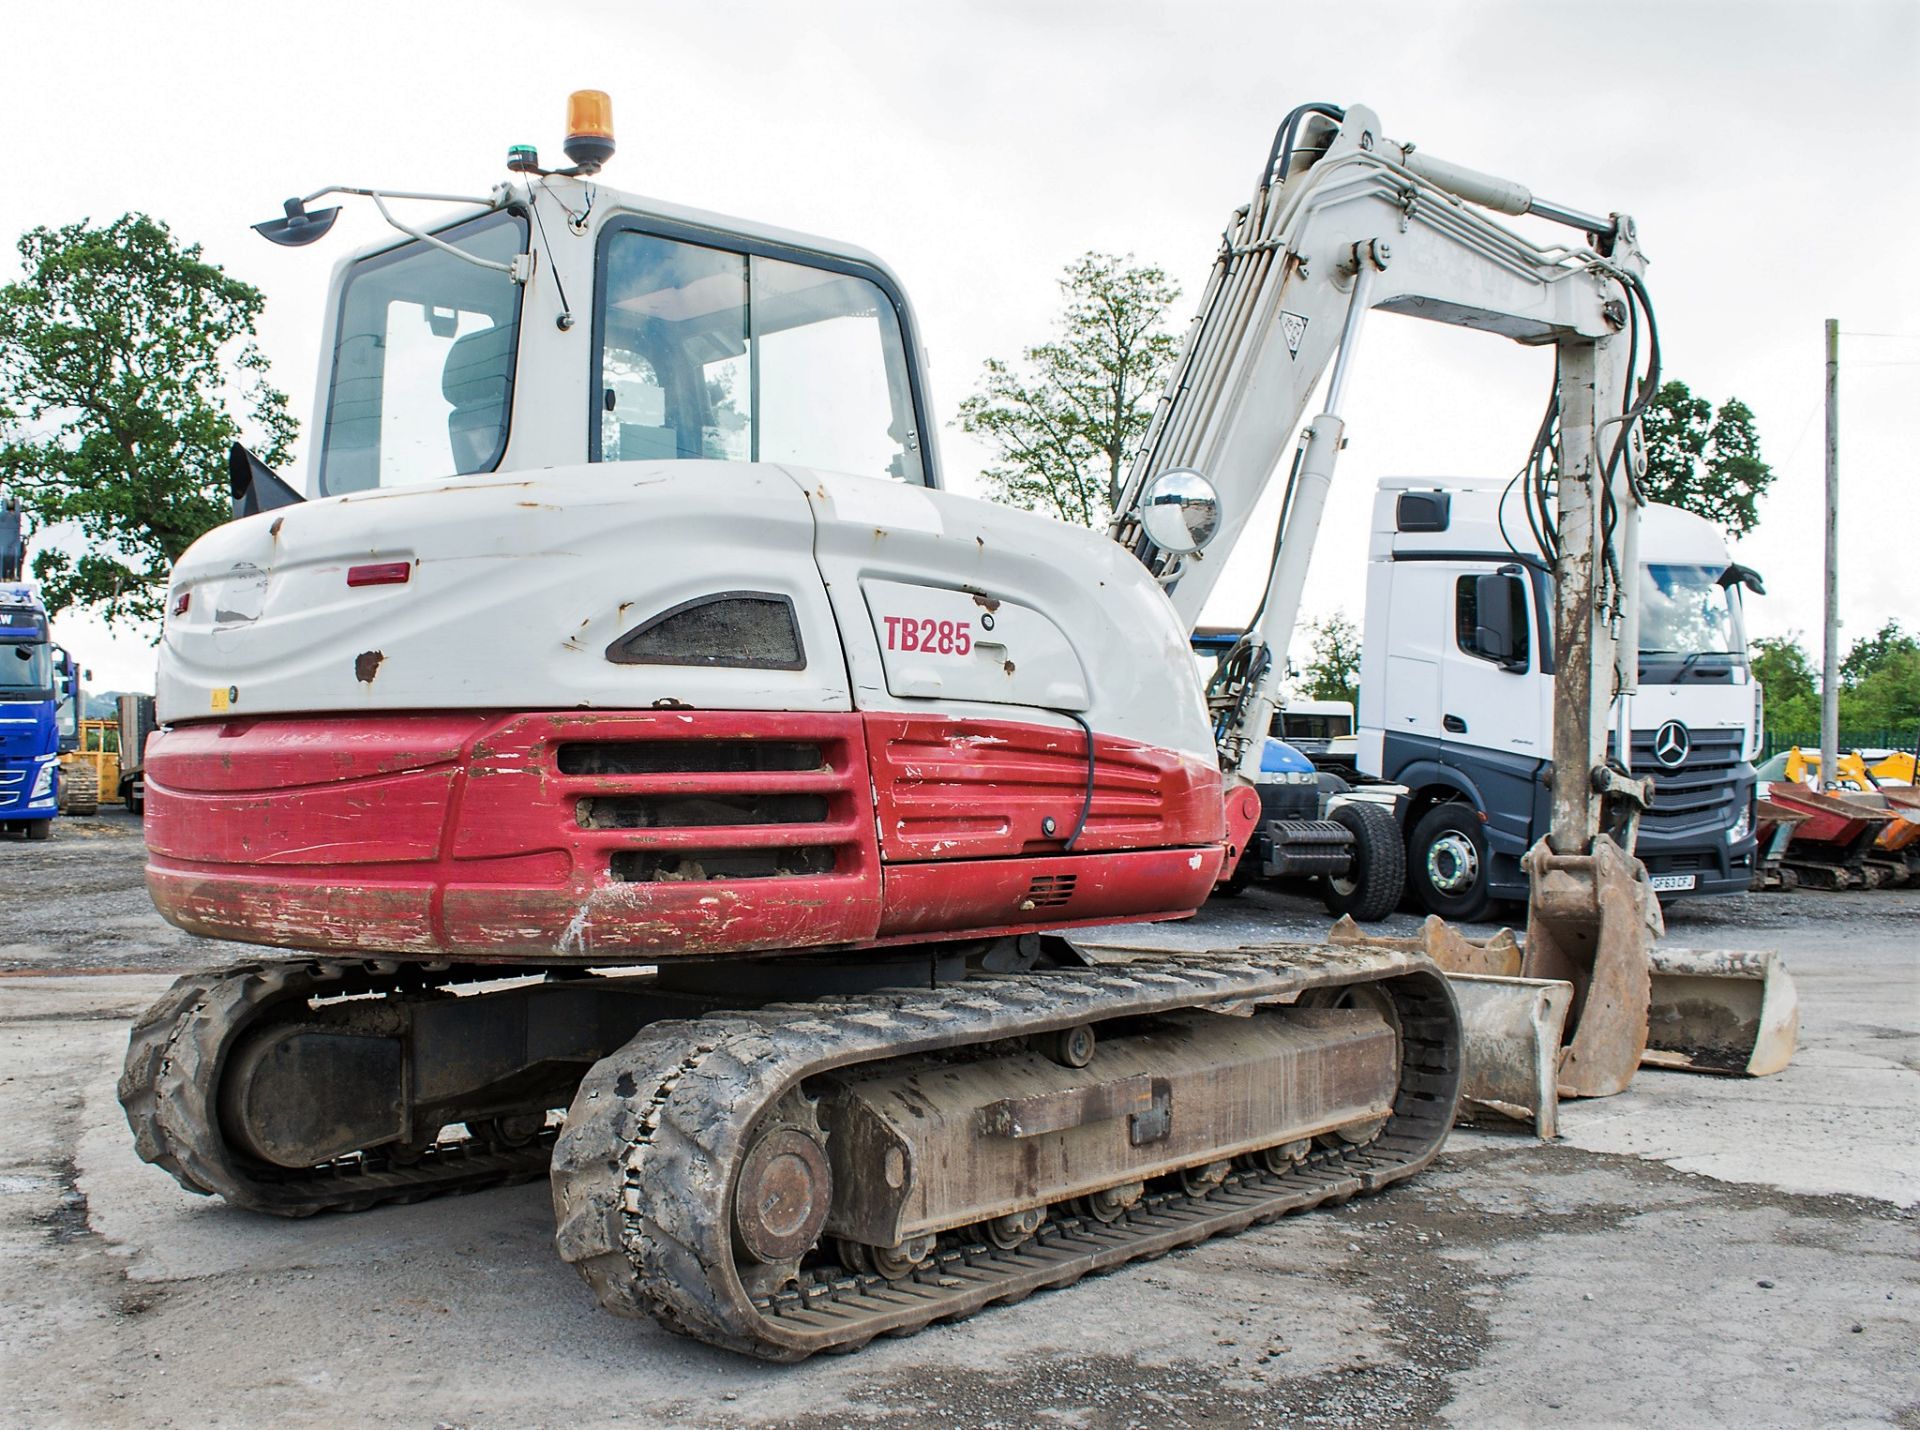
[1839,620,1920,734]
[1751,625,1920,741]
[1750,633,1820,734]
[1639,380,1773,537]
[1298,610,1362,711]
[959,253,1179,528]
[0,214,296,624]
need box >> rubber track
[119,960,557,1217]
[551,943,1461,1360]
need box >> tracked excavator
[120,94,1788,1359]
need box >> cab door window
[596,228,924,483]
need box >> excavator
[120,94,1792,1359]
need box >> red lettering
[900,619,920,652]
[955,622,971,655]
[919,618,937,650]
[883,615,901,649]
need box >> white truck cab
[1360,477,1761,917]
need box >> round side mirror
[1140,468,1221,554]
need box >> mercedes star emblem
[1653,720,1691,769]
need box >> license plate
[1649,872,1697,892]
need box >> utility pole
[1820,319,1840,790]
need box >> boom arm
[1111,104,1651,858]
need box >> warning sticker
[1279,311,1309,358]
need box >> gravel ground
[1,812,1915,1427]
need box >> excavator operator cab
[302,187,933,501]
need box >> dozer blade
[1330,915,1571,1136]
[1644,946,1799,1076]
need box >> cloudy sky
[2,0,1914,692]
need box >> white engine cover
[158,463,1213,761]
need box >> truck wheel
[1321,802,1404,923]
[1408,803,1492,922]
[25,819,52,842]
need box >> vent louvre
[579,793,829,830]
[1024,874,1078,908]
[557,741,824,776]
[610,846,837,883]
[604,592,804,670]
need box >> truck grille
[1630,726,1745,837]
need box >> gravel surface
[1,813,1915,1426]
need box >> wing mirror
[1472,570,1529,672]
[1140,468,1221,555]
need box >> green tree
[1751,633,1820,734]
[1839,620,1920,734]
[1639,379,1773,537]
[0,214,295,624]
[959,253,1179,528]
[1298,610,1362,711]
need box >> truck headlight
[1727,799,1752,844]
[30,760,55,802]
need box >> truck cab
[0,581,65,838]
[1360,478,1760,917]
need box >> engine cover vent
[1024,874,1078,908]
[611,846,837,883]
[556,741,824,776]
[604,591,804,670]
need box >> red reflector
[171,589,190,616]
[347,562,411,588]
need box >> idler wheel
[1079,1180,1145,1224]
[984,1207,1045,1250]
[840,1234,936,1280]
[483,1113,547,1149]
[1259,1139,1313,1174]
[1040,1024,1097,1069]
[1298,983,1400,1146]
[1180,1160,1232,1197]
[732,1125,832,1266]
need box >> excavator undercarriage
[123,940,1460,1358]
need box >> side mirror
[230,443,306,519]
[1140,468,1222,555]
[1472,571,1527,670]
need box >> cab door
[1435,561,1550,852]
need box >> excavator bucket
[1329,916,1571,1136]
[1518,837,1658,1098]
[1445,974,1573,1137]
[1643,946,1799,1076]
[1330,836,1798,1137]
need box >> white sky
[2,0,1914,693]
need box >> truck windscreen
[1,638,51,700]
[1639,563,1742,660]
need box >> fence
[1760,728,1920,762]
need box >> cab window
[318,212,528,495]
[596,228,924,484]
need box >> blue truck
[1,499,80,840]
